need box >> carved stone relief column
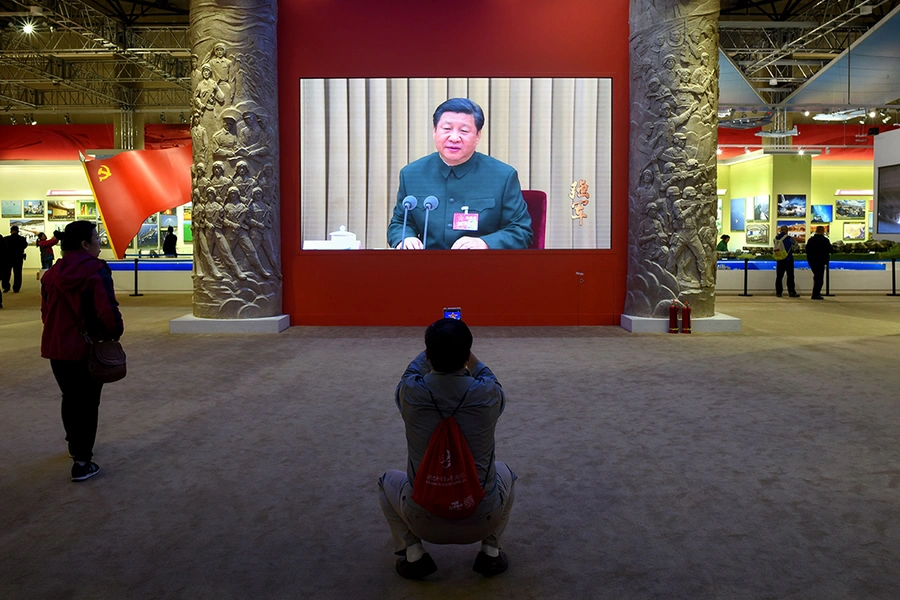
[625,0,720,318]
[190,0,282,319]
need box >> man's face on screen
[433,112,481,166]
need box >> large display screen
[876,163,900,235]
[299,78,612,250]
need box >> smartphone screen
[443,307,462,320]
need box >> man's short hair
[10,225,18,233]
[425,318,473,372]
[433,98,485,131]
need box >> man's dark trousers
[810,261,826,298]
[775,257,796,296]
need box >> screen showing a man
[387,99,532,250]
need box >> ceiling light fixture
[22,21,35,34]
[869,110,877,118]
[744,146,751,154]
[64,113,70,124]
[716,146,723,155]
[803,110,810,117]
[179,112,187,123]
[10,116,17,125]
[159,113,166,123]
[769,78,778,86]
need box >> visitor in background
[716,234,730,252]
[162,225,178,257]
[37,231,60,272]
[805,225,834,300]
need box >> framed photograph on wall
[78,202,98,218]
[97,222,111,249]
[746,223,769,244]
[843,222,866,240]
[777,194,807,217]
[779,219,807,243]
[47,200,76,221]
[835,199,866,219]
[1,200,22,218]
[730,198,746,231]
[810,205,833,223]
[751,195,770,221]
[9,219,44,243]
[811,224,831,236]
[23,200,44,216]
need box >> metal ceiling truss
[719,0,900,105]
[6,0,189,85]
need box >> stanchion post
[130,257,143,297]
[889,258,899,297]
[824,263,834,297]
[738,257,753,297]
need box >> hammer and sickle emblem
[98,165,112,181]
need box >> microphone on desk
[399,195,417,249]
[422,196,439,250]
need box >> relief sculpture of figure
[248,187,280,276]
[666,186,708,286]
[195,64,225,116]
[208,43,236,104]
[237,108,273,158]
[191,113,210,167]
[204,187,247,281]
[209,161,232,197]
[231,160,255,197]
[223,186,271,279]
[213,110,241,161]
[191,199,223,280]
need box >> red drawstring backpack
[411,388,485,518]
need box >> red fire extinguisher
[681,303,692,334]
[668,301,679,334]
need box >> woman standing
[41,221,123,482]
[36,231,60,271]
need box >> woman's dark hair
[59,220,97,252]
[425,318,473,372]
[720,234,730,240]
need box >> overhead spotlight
[744,146,751,154]
[159,113,166,123]
[716,146,723,155]
[869,110,877,118]
[179,112,187,123]
[29,114,37,125]
[769,78,778,86]
[825,147,831,155]
[884,114,893,124]
[803,110,810,117]
[10,116,17,125]
[22,22,35,35]
[798,148,805,156]
[859,119,865,124]
[860,5,874,15]
[64,113,70,124]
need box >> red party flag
[82,145,192,258]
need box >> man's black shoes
[396,553,437,579]
[789,293,801,298]
[472,550,509,576]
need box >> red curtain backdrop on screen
[0,125,114,160]
[83,145,193,258]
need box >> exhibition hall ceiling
[0,0,899,126]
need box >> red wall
[0,125,114,160]
[277,0,631,326]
